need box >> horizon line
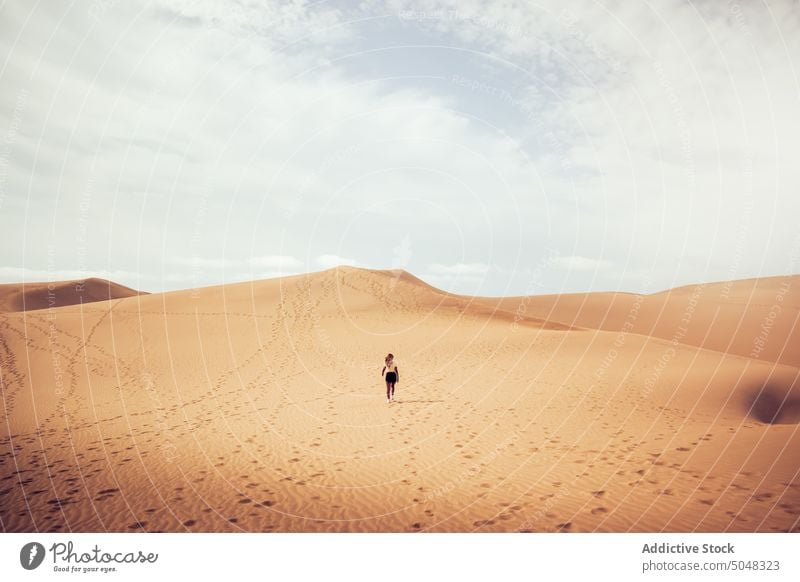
[2,265,797,300]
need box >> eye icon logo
[20,542,46,570]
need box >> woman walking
[382,353,399,402]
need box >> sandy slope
[1,267,798,533]
[0,278,143,312]
[476,275,800,368]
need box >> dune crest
[477,275,800,368]
[0,277,144,312]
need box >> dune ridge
[0,277,144,313]
[0,266,798,533]
[476,275,800,368]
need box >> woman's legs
[390,382,396,399]
[386,382,391,400]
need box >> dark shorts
[385,372,397,383]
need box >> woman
[382,353,399,402]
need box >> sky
[1,0,799,296]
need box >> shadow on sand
[744,377,800,425]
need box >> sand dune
[0,278,143,313]
[1,267,798,533]
[476,275,800,368]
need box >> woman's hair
[385,353,394,363]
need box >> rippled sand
[1,268,798,532]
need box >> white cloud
[550,256,613,271]
[381,0,800,290]
[1,1,797,295]
[427,263,490,275]
[149,0,351,48]
[316,254,358,268]
[423,263,493,295]
[0,267,142,284]
[168,255,302,269]
[249,255,303,269]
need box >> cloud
[168,255,302,269]
[549,256,612,271]
[159,255,305,286]
[427,262,490,275]
[316,254,358,268]
[424,263,493,295]
[149,0,351,48]
[0,267,142,284]
[249,255,303,269]
[381,0,800,288]
[1,1,797,295]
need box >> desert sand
[0,278,143,313]
[1,267,798,532]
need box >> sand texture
[1,267,798,532]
